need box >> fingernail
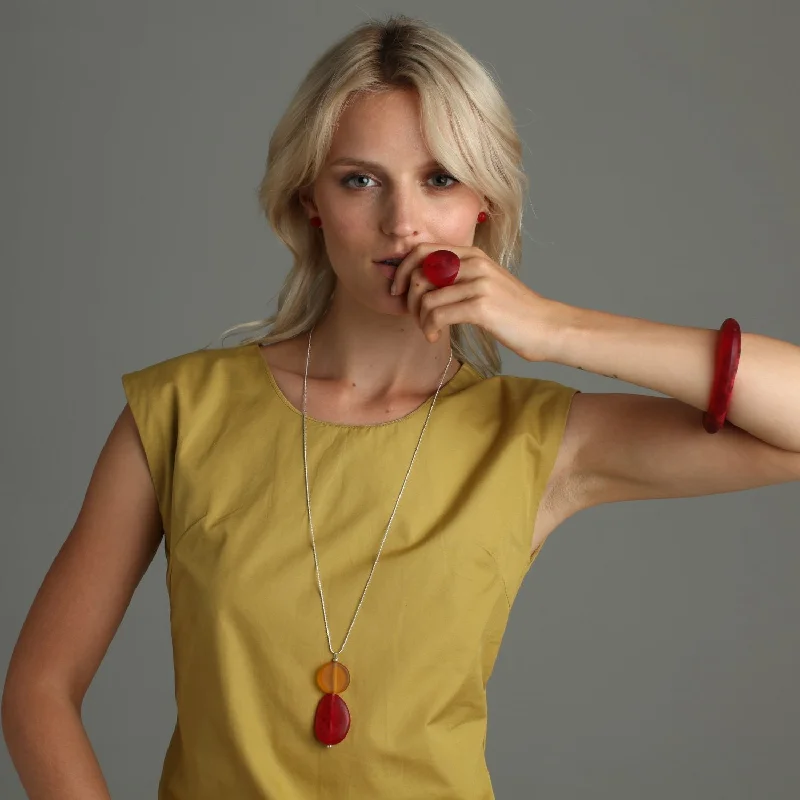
[390,282,396,295]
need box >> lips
[374,251,410,265]
[375,261,399,281]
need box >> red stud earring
[477,211,487,223]
[310,217,322,228]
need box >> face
[300,87,485,310]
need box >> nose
[379,184,422,238]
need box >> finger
[391,243,471,297]
[406,265,434,334]
[418,282,480,342]
[390,243,437,297]
[408,252,476,335]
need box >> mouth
[375,261,400,281]
[373,252,409,267]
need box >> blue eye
[430,173,459,189]
[342,174,375,189]
[341,172,459,190]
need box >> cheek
[429,204,482,242]
[321,195,370,233]
[326,218,368,255]
[436,220,478,246]
[334,212,367,234]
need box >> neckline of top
[250,342,474,430]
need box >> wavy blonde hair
[219,13,528,379]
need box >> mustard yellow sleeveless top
[121,343,579,799]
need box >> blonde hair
[219,13,529,379]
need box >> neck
[306,288,457,401]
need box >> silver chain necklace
[303,323,454,747]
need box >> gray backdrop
[2,1,799,797]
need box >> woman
[4,13,800,800]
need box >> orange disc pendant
[315,659,350,694]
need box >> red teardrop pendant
[421,249,460,288]
[314,693,351,746]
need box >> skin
[298,86,488,403]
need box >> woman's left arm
[536,302,800,509]
[542,301,800,453]
[389,242,800,501]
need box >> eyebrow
[327,157,443,172]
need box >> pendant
[313,658,351,747]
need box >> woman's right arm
[1,404,165,799]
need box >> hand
[389,242,561,363]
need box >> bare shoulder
[256,337,297,369]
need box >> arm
[535,303,800,517]
[1,404,164,799]
[2,687,113,800]
[542,301,800,453]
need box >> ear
[298,185,319,219]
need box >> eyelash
[341,172,460,191]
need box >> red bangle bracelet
[703,317,741,434]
